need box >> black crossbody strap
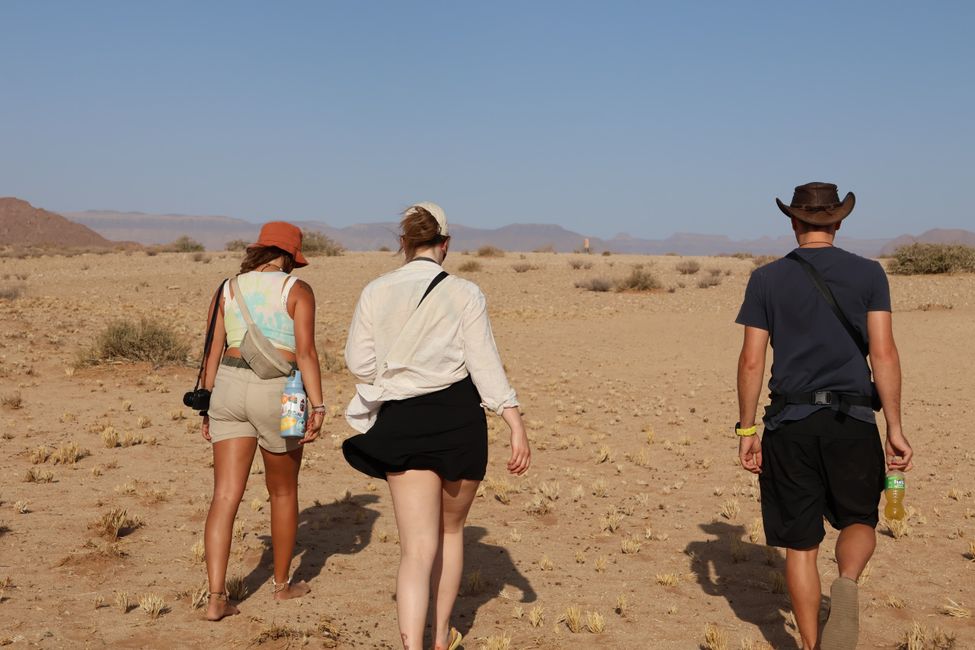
[786,252,869,358]
[194,279,228,391]
[417,271,449,308]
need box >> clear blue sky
[1,1,972,239]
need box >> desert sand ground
[0,249,973,650]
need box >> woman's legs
[387,470,444,650]
[260,444,310,599]
[204,437,258,620]
[431,479,480,649]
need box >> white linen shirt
[344,259,519,433]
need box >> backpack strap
[417,271,449,308]
[785,251,869,358]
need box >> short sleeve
[867,261,892,312]
[735,269,769,330]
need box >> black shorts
[759,409,885,549]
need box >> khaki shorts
[209,364,300,453]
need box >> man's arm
[737,325,769,473]
[868,310,914,471]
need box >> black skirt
[342,376,488,482]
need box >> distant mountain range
[0,199,968,257]
[0,197,115,248]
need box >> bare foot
[273,579,310,601]
[205,595,240,622]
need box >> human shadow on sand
[452,526,537,636]
[242,493,380,601]
[684,521,799,648]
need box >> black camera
[183,388,211,414]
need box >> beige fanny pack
[230,276,294,379]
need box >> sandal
[447,627,463,650]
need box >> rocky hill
[0,197,116,248]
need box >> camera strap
[193,278,228,392]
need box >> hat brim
[246,240,309,267]
[776,192,855,226]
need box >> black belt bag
[766,389,881,419]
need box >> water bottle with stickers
[280,371,306,439]
[883,470,906,520]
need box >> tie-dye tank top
[223,271,299,352]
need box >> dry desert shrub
[575,277,613,292]
[614,594,628,617]
[585,611,605,633]
[28,445,51,464]
[702,622,728,650]
[24,467,53,483]
[568,259,593,270]
[511,262,537,273]
[191,538,206,563]
[52,443,90,465]
[896,621,957,650]
[720,498,741,520]
[477,245,505,258]
[464,569,487,596]
[101,427,120,448]
[0,284,25,300]
[676,260,701,275]
[81,319,189,366]
[190,251,209,263]
[164,235,204,252]
[524,495,550,516]
[889,243,975,275]
[616,267,661,292]
[1,391,22,409]
[767,570,787,594]
[138,593,167,619]
[224,239,248,251]
[698,275,723,289]
[752,255,777,267]
[655,573,680,587]
[886,517,911,539]
[620,536,641,554]
[14,500,29,513]
[303,230,344,256]
[459,260,483,273]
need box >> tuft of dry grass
[101,427,120,448]
[620,536,642,554]
[538,555,554,571]
[655,573,680,587]
[0,284,26,300]
[191,538,206,563]
[115,590,132,613]
[1,392,23,410]
[138,593,167,619]
[51,442,90,465]
[698,275,722,289]
[458,260,483,273]
[191,586,208,609]
[24,467,54,483]
[511,262,537,273]
[28,445,51,464]
[561,606,583,633]
[720,498,741,520]
[886,517,911,539]
[226,574,248,600]
[939,598,971,618]
[897,621,958,650]
[89,507,143,540]
[585,611,605,634]
[702,622,728,650]
[614,594,628,617]
[481,632,512,650]
[528,604,544,627]
[767,570,787,594]
[568,259,593,270]
[616,267,661,292]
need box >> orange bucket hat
[248,221,308,267]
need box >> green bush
[302,231,344,257]
[888,243,975,275]
[168,236,205,253]
[82,319,189,366]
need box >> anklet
[209,591,228,601]
[272,578,290,593]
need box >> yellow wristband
[735,425,758,437]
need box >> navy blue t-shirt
[735,246,891,429]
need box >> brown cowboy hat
[248,221,308,267]
[776,182,855,226]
